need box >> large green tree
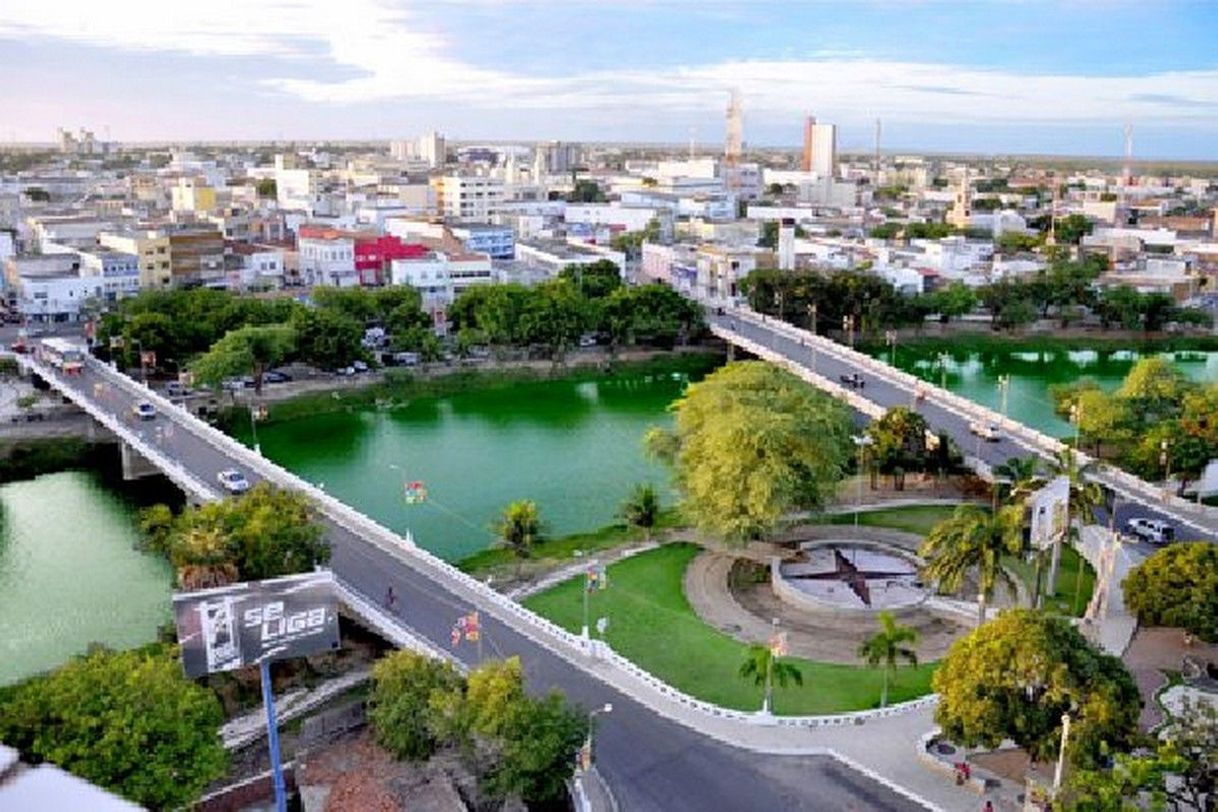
[920,504,1024,625]
[191,324,295,394]
[559,259,622,300]
[646,361,852,542]
[865,406,931,481]
[933,609,1140,766]
[1123,542,1218,642]
[147,482,329,585]
[291,307,365,371]
[0,646,226,810]
[368,650,464,761]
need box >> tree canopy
[191,324,295,392]
[1123,542,1218,642]
[0,645,227,810]
[646,361,852,541]
[933,609,1140,765]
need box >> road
[707,310,1218,554]
[37,357,926,812]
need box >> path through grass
[524,543,936,715]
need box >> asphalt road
[38,357,925,812]
[708,311,1217,552]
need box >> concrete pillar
[119,441,158,481]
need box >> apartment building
[98,229,172,288]
[79,250,140,303]
[166,226,226,287]
[170,177,217,213]
[431,175,504,223]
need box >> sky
[1,1,1216,158]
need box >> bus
[40,337,87,375]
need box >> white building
[417,132,446,169]
[4,254,102,323]
[297,231,357,287]
[390,250,493,313]
[78,250,140,303]
[805,122,837,178]
[432,175,504,223]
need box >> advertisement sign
[172,571,341,678]
[1029,475,1070,550]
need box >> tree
[857,611,919,708]
[645,362,852,542]
[559,258,622,300]
[738,643,803,713]
[291,307,364,371]
[494,500,543,575]
[567,179,606,203]
[1055,213,1095,245]
[866,406,931,482]
[933,609,1140,766]
[1073,389,1130,454]
[483,692,589,803]
[620,482,661,542]
[1116,357,1193,428]
[255,177,277,198]
[1123,542,1218,642]
[0,646,226,809]
[146,483,329,585]
[191,324,295,394]
[926,281,978,322]
[992,455,1043,504]
[368,650,464,761]
[920,504,1024,625]
[1045,448,1105,594]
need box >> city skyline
[2,1,1217,157]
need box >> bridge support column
[119,441,159,481]
[727,343,736,361]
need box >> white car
[1126,517,1175,545]
[132,401,156,421]
[969,421,1002,442]
[217,469,251,495]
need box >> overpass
[19,351,949,812]
[705,304,1218,548]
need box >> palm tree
[620,483,661,542]
[171,527,238,591]
[858,611,919,708]
[494,500,543,577]
[1044,448,1104,595]
[992,455,1043,508]
[919,504,1024,626]
[738,644,803,714]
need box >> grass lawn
[826,504,958,536]
[1004,544,1096,617]
[523,543,936,715]
[458,508,686,577]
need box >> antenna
[688,125,696,160]
[874,118,882,174]
[1122,123,1134,186]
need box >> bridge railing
[82,356,945,729]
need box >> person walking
[384,585,397,612]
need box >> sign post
[172,571,341,812]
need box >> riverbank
[225,348,724,427]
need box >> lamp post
[1053,713,1072,799]
[937,352,949,390]
[884,329,896,366]
[581,702,613,774]
[1160,439,1172,499]
[1070,402,1083,450]
[851,435,874,529]
[997,374,1010,420]
[809,303,818,372]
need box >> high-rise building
[801,117,836,178]
[724,90,743,166]
[418,132,446,169]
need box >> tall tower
[946,169,972,230]
[724,90,743,166]
[874,118,882,175]
[801,116,816,172]
[1121,124,1134,187]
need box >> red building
[354,235,428,286]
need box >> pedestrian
[384,585,397,611]
[983,801,994,812]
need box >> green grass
[523,543,936,715]
[458,508,686,576]
[1004,544,1096,617]
[826,504,959,536]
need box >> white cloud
[3,0,1216,129]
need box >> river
[0,470,173,685]
[247,371,692,561]
[874,346,1218,437]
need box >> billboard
[173,571,341,678]
[1028,475,1071,550]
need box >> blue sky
[1,1,1216,157]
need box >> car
[578,334,597,348]
[392,352,419,367]
[263,369,292,384]
[221,378,246,392]
[9,340,27,354]
[217,469,251,494]
[839,373,865,389]
[969,421,1002,442]
[352,360,369,373]
[165,381,190,398]
[132,401,156,420]
[1126,517,1175,545]
[336,366,356,376]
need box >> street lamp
[580,702,613,774]
[1070,402,1083,450]
[851,435,874,529]
[884,329,897,366]
[997,375,1011,420]
[937,352,950,390]
[1053,713,1072,799]
[1160,439,1172,491]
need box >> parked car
[839,373,865,389]
[336,366,356,376]
[352,360,369,373]
[392,352,419,367]
[969,421,1002,442]
[1126,517,1175,545]
[9,341,28,354]
[165,381,190,398]
[262,370,289,384]
[217,469,251,495]
[578,334,597,348]
[132,401,157,420]
[221,378,245,392]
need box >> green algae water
[0,471,172,685]
[248,371,694,561]
[871,345,1218,437]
